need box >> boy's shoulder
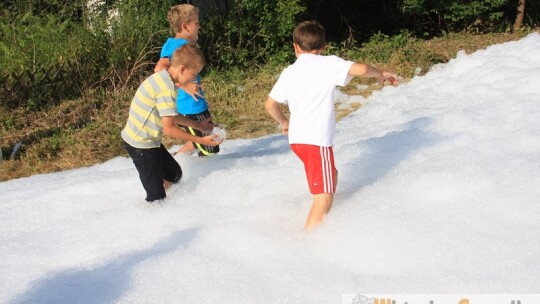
[161,38,189,58]
[163,37,188,48]
[292,54,352,71]
[143,70,174,89]
[296,53,344,62]
[147,69,168,78]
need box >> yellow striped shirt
[121,70,177,148]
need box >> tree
[513,0,526,30]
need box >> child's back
[265,20,398,229]
[272,53,355,147]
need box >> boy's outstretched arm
[173,114,213,132]
[349,63,399,86]
[265,97,289,135]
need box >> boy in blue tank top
[155,4,220,157]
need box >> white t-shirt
[269,54,354,147]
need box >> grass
[0,30,535,181]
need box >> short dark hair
[293,20,326,52]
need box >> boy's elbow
[162,123,176,137]
[264,102,271,113]
[154,59,169,73]
[265,98,277,112]
[154,64,165,73]
[162,127,171,137]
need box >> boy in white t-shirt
[265,20,398,229]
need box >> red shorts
[290,144,336,194]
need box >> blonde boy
[155,4,219,157]
[265,21,398,229]
[122,45,219,204]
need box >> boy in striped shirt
[265,21,398,229]
[122,45,220,204]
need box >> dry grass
[0,91,132,181]
[1,30,535,181]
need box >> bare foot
[163,180,172,191]
[175,141,195,155]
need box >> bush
[0,13,80,74]
[400,0,521,35]
[199,0,305,69]
[90,0,176,88]
[0,0,175,110]
[0,12,99,109]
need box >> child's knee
[170,170,182,183]
[313,193,333,208]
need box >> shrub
[400,0,517,35]
[199,0,305,69]
[0,12,98,109]
[0,0,175,110]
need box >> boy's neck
[293,43,324,57]
[300,50,321,55]
[296,49,323,58]
[174,33,189,40]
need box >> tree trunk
[513,0,526,31]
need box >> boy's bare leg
[304,193,334,230]
[176,141,195,154]
[163,180,172,191]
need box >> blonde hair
[170,44,205,70]
[293,20,326,52]
[167,4,199,34]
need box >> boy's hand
[182,81,203,101]
[201,134,222,146]
[379,71,399,86]
[281,120,289,135]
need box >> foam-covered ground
[1,33,539,303]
